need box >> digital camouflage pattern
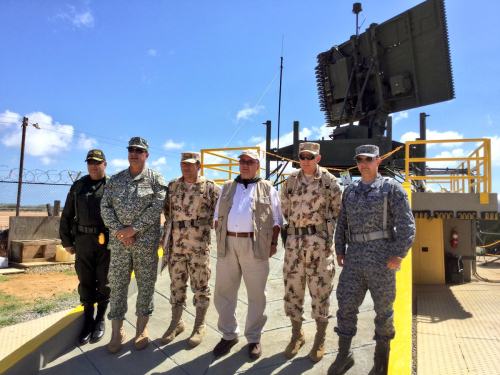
[281,166,342,321]
[334,175,415,341]
[101,167,167,319]
[335,267,396,340]
[334,175,415,270]
[163,176,220,309]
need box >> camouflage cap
[238,149,259,160]
[128,137,149,151]
[181,152,201,164]
[85,149,106,162]
[354,144,379,159]
[299,142,320,155]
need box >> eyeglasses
[128,147,146,154]
[299,154,316,161]
[87,160,104,165]
[239,159,257,166]
[355,156,376,164]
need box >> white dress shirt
[213,181,283,232]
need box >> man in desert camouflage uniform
[161,152,221,347]
[280,142,342,362]
[328,145,415,375]
[100,137,167,354]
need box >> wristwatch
[271,241,278,246]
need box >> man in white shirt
[213,149,283,359]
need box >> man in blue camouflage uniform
[101,137,167,354]
[328,145,415,375]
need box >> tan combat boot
[188,307,208,347]
[309,319,328,362]
[108,320,126,354]
[161,307,185,344]
[135,316,149,350]
[284,319,306,358]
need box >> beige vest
[216,179,274,260]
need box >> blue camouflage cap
[354,145,379,159]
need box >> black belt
[286,222,328,236]
[77,225,105,234]
[173,218,210,229]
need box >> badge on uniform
[259,196,270,204]
[340,171,352,187]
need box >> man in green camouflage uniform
[328,145,415,375]
[100,137,167,354]
[161,152,221,347]
[280,142,342,362]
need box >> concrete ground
[39,244,377,375]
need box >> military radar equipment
[266,0,454,177]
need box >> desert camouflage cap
[354,144,379,159]
[299,142,320,155]
[128,137,149,151]
[238,149,259,160]
[181,152,201,163]
[85,149,106,162]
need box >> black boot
[79,304,94,345]
[368,341,390,375]
[92,304,107,342]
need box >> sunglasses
[355,156,375,164]
[87,160,104,165]
[299,154,316,161]
[239,159,257,166]
[128,147,147,154]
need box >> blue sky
[1,0,499,200]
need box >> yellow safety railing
[200,147,289,186]
[404,138,492,193]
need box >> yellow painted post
[388,181,413,374]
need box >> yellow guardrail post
[388,181,413,374]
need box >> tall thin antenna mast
[277,36,284,152]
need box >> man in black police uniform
[60,149,111,345]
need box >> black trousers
[74,232,111,306]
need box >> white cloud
[41,157,54,165]
[76,134,98,149]
[426,148,470,169]
[487,115,493,126]
[399,129,463,148]
[236,104,264,122]
[163,140,184,150]
[56,5,95,28]
[151,157,166,167]
[1,111,74,162]
[0,110,21,127]
[249,136,264,144]
[390,111,409,124]
[110,159,129,169]
[148,49,157,56]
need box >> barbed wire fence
[0,166,86,230]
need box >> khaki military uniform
[281,166,342,322]
[164,176,221,309]
[101,167,167,319]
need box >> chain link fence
[0,181,73,230]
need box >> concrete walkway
[28,245,376,375]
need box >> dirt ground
[0,272,79,301]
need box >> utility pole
[15,117,28,216]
